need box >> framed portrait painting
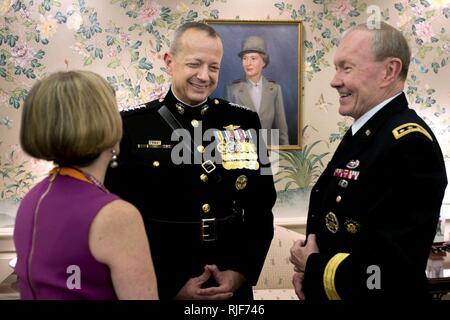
[205,20,302,150]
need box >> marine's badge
[217,142,227,154]
[223,124,241,130]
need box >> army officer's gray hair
[343,22,411,81]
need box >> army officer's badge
[325,212,339,234]
[346,159,360,169]
[344,219,360,234]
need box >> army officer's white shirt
[351,91,403,136]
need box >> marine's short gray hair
[170,22,221,56]
[343,22,411,81]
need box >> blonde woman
[14,71,158,300]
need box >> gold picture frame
[204,19,302,150]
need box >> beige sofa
[253,225,305,300]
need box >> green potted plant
[273,126,329,214]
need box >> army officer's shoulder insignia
[392,122,432,141]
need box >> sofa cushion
[253,225,305,293]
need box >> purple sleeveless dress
[14,175,120,299]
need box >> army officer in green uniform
[105,22,276,300]
[290,22,447,300]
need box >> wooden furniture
[427,242,450,299]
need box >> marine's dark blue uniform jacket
[105,89,275,299]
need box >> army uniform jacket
[226,76,289,145]
[105,89,276,299]
[304,93,447,300]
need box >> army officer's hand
[289,234,319,273]
[292,271,306,300]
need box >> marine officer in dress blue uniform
[105,22,276,300]
[289,22,447,300]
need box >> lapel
[259,76,274,117]
[236,82,256,111]
[333,93,409,163]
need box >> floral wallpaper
[0,0,449,220]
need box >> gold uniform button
[191,119,199,127]
[197,145,205,153]
[200,174,208,183]
[153,161,160,167]
[336,196,342,203]
[214,99,219,105]
[235,175,248,190]
[202,203,210,213]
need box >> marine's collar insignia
[176,103,185,115]
[201,105,209,115]
[325,212,339,234]
[223,124,240,130]
[346,160,360,169]
[392,122,432,141]
[214,99,219,105]
[344,219,360,234]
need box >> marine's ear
[164,52,174,76]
